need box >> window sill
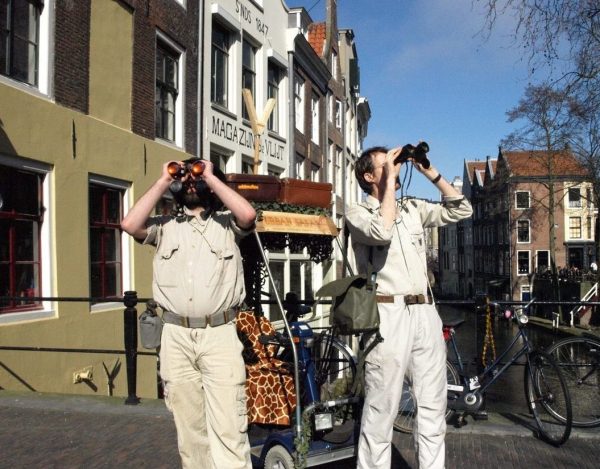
[0,74,51,101]
[0,308,56,325]
[90,301,124,314]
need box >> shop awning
[256,211,338,236]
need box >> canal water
[438,304,561,415]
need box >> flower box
[278,178,332,208]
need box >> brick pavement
[0,391,598,468]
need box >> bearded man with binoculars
[121,157,255,469]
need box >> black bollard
[124,291,140,405]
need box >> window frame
[516,219,530,243]
[294,73,304,133]
[267,61,281,133]
[241,39,256,121]
[569,216,582,239]
[568,187,582,208]
[311,92,319,144]
[210,21,230,108]
[536,250,550,271]
[155,33,184,147]
[517,250,530,276]
[0,0,40,87]
[0,156,53,322]
[335,99,342,129]
[89,175,131,313]
[515,190,530,209]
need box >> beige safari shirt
[346,195,472,296]
[143,207,250,318]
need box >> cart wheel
[263,445,294,469]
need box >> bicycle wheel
[394,359,460,433]
[312,333,357,400]
[524,351,572,446]
[546,336,600,427]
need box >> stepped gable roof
[503,150,587,177]
[308,22,326,57]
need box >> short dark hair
[355,146,388,194]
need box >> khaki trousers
[160,322,251,469]
[357,300,447,469]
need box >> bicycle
[395,298,573,446]
[545,332,600,427]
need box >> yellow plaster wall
[0,82,189,398]
[88,0,133,129]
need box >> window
[335,99,342,129]
[294,73,304,133]
[0,164,43,313]
[536,250,550,271]
[210,150,229,173]
[242,40,256,121]
[155,39,180,142]
[569,216,582,239]
[586,187,593,209]
[89,184,124,301]
[310,163,320,182]
[311,93,319,143]
[0,0,41,86]
[335,147,343,193]
[331,50,338,80]
[517,219,530,243]
[517,251,530,275]
[568,187,581,208]
[211,22,229,107]
[515,191,530,209]
[587,216,592,239]
[241,158,253,174]
[267,62,280,132]
[295,154,305,179]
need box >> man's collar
[365,194,380,209]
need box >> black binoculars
[393,142,430,169]
[167,160,205,179]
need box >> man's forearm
[204,174,256,229]
[121,177,171,239]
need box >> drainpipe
[196,1,205,158]
[288,51,295,178]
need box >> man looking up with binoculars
[347,145,472,469]
[121,157,255,469]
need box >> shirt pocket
[409,229,426,255]
[155,242,180,287]
[207,248,236,287]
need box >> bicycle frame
[447,307,536,411]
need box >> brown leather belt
[376,294,433,305]
[163,308,239,328]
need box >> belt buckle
[183,316,190,328]
[417,294,425,304]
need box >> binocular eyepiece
[167,160,205,179]
[393,141,430,169]
[167,160,205,194]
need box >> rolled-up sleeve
[418,196,473,228]
[346,203,393,246]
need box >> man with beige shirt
[121,158,255,469]
[347,146,472,469]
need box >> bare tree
[477,0,600,84]
[502,83,584,306]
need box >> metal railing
[1,294,598,405]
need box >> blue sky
[288,0,534,200]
